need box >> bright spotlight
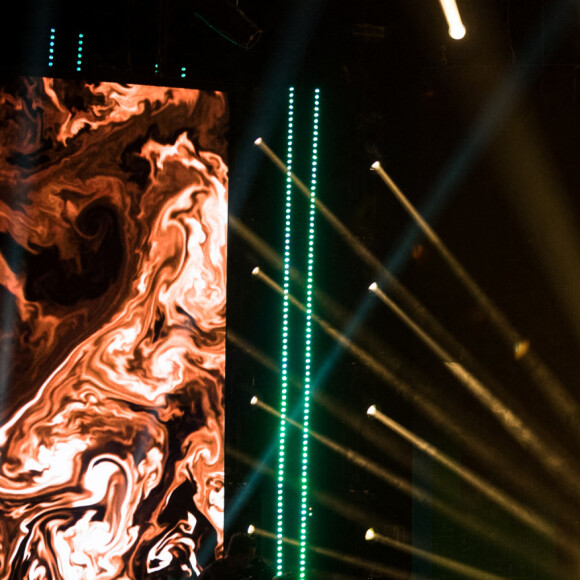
[250,396,259,406]
[367,404,377,417]
[365,528,376,541]
[248,524,256,534]
[449,23,466,39]
[371,161,381,171]
[254,137,263,146]
[439,0,466,40]
[369,282,378,292]
[252,267,260,276]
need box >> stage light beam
[276,86,295,575]
[368,281,580,502]
[370,161,580,465]
[250,395,543,564]
[253,141,574,518]
[438,0,466,39]
[367,405,559,545]
[252,526,408,579]
[367,530,505,580]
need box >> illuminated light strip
[276,86,295,576]
[298,88,320,580]
[48,28,56,67]
[249,524,300,547]
[76,33,84,72]
[238,352,563,576]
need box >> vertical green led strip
[277,86,295,576]
[298,88,320,580]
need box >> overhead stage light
[365,528,376,541]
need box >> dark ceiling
[3,0,580,578]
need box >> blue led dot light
[48,28,56,67]
[76,33,84,72]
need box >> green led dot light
[275,87,321,580]
[298,87,320,580]
[277,85,295,576]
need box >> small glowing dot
[514,340,530,360]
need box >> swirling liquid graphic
[0,77,228,579]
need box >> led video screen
[0,77,227,578]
